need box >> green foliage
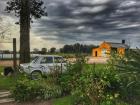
[52,96,72,105]
[0,67,16,90]
[116,49,140,105]
[57,52,140,105]
[58,56,122,105]
[58,56,86,95]
[50,47,56,53]
[11,75,62,102]
[5,0,47,22]
[60,43,97,54]
[104,50,140,105]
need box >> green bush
[72,67,122,105]
[58,56,86,95]
[58,56,122,105]
[43,85,62,100]
[116,49,140,105]
[11,75,62,102]
[58,52,140,105]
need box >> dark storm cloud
[32,0,140,47]
[0,0,140,47]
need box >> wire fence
[0,53,40,60]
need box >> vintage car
[19,55,67,79]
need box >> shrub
[71,67,121,105]
[104,50,140,105]
[59,55,122,105]
[116,49,140,105]
[58,56,86,95]
[11,75,62,102]
[43,84,62,100]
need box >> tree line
[60,43,98,54]
[32,43,98,54]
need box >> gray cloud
[30,0,140,48]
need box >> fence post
[1,52,3,60]
[13,38,17,70]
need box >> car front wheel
[31,71,42,80]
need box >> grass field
[0,67,17,90]
[52,96,72,105]
[0,64,106,105]
[0,64,106,90]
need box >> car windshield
[32,56,40,63]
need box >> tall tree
[33,48,39,54]
[20,0,30,63]
[5,0,47,63]
[50,47,56,53]
[41,48,47,54]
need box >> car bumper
[19,67,31,74]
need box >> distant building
[92,40,129,57]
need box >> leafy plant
[11,75,62,102]
[58,56,86,95]
[59,55,122,105]
[116,49,140,105]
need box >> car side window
[40,57,53,64]
[54,57,62,63]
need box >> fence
[0,53,40,60]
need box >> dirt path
[0,101,52,105]
[0,60,19,67]
[87,57,109,64]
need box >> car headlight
[19,66,24,73]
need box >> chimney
[122,40,125,44]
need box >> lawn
[0,67,16,90]
[0,63,106,91]
[52,96,72,105]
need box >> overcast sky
[0,0,140,50]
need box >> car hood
[20,63,40,68]
[20,63,31,67]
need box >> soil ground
[0,60,19,67]
[0,101,52,105]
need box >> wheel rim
[31,72,42,80]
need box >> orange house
[92,40,129,57]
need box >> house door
[95,51,98,57]
[102,49,107,57]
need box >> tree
[33,48,39,54]
[59,43,97,54]
[5,0,47,63]
[41,48,47,54]
[0,17,9,39]
[50,47,56,53]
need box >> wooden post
[13,38,17,70]
[61,63,63,74]
[1,52,3,60]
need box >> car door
[45,56,54,73]
[54,57,66,73]
[39,56,53,73]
